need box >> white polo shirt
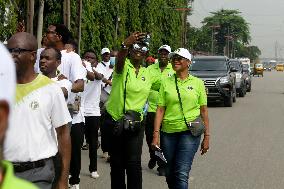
[4,74,72,162]
[82,61,105,117]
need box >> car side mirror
[230,67,237,72]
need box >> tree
[37,0,44,47]
[0,0,18,41]
[202,9,251,55]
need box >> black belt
[12,156,54,173]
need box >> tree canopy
[0,0,192,57]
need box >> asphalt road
[79,70,284,189]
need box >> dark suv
[190,56,237,107]
[229,59,247,97]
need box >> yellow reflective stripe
[15,75,53,103]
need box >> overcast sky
[188,0,284,58]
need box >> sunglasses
[171,55,185,61]
[132,43,149,53]
[8,48,34,55]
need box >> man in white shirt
[45,24,86,189]
[100,50,117,161]
[39,47,72,99]
[82,50,104,179]
[5,32,72,189]
[0,43,38,189]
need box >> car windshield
[229,61,241,71]
[191,59,227,71]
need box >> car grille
[203,79,217,87]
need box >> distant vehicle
[276,64,284,71]
[190,56,237,107]
[253,63,264,77]
[242,64,252,92]
[239,58,251,74]
[229,59,247,97]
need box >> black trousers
[105,112,144,189]
[85,116,100,172]
[145,112,166,169]
[100,111,111,153]
[145,112,156,160]
[69,122,84,185]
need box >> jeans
[105,112,144,189]
[160,131,201,189]
[85,116,100,172]
[69,122,84,185]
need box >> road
[80,71,284,189]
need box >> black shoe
[148,159,156,169]
[157,166,166,176]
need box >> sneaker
[101,152,108,159]
[148,158,156,169]
[106,155,111,163]
[69,184,79,189]
[81,144,89,150]
[91,171,100,179]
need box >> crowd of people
[0,24,210,189]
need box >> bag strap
[174,74,189,127]
[123,70,129,114]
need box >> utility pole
[209,25,220,55]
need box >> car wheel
[224,93,233,107]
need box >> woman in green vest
[152,48,210,189]
[105,32,159,189]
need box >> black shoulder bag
[113,71,142,136]
[174,74,205,137]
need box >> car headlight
[219,77,229,84]
[236,73,242,79]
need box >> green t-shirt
[147,62,175,112]
[158,74,207,133]
[1,161,38,189]
[106,58,159,121]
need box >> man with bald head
[5,32,72,189]
[0,43,38,189]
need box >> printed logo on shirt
[30,101,39,110]
[141,76,146,81]
[168,73,173,77]
[187,86,194,90]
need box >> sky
[188,0,284,58]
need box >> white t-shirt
[4,75,72,162]
[34,48,45,73]
[82,61,105,116]
[98,61,113,94]
[0,43,16,110]
[51,77,72,101]
[58,50,86,83]
[59,50,86,124]
[103,67,113,94]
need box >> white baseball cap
[101,48,110,55]
[169,48,192,61]
[158,45,171,53]
[0,43,16,109]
